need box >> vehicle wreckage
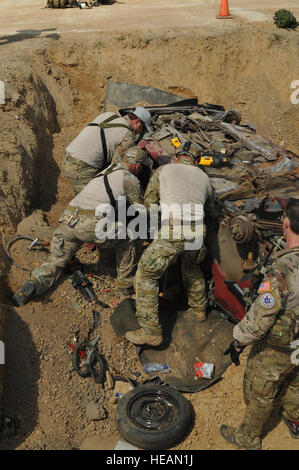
[1,82,298,448]
[107,81,298,319]
[105,82,298,448]
[107,82,298,386]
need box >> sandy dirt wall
[0,56,74,278]
[39,25,299,152]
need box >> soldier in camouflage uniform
[221,199,299,449]
[62,107,152,194]
[0,305,4,434]
[125,148,216,347]
[12,147,148,306]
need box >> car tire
[116,383,192,449]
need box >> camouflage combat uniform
[30,161,142,295]
[231,247,299,450]
[0,305,4,426]
[62,112,137,194]
[135,158,215,335]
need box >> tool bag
[273,9,298,29]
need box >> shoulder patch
[258,281,271,293]
[259,293,276,309]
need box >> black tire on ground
[116,384,192,449]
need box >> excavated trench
[1,26,298,276]
[0,25,298,449]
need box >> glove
[224,340,245,366]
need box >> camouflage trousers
[233,338,299,449]
[30,207,137,295]
[61,153,100,195]
[135,227,206,335]
[0,304,5,418]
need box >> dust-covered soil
[1,0,299,36]
[0,0,299,451]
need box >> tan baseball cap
[131,106,152,133]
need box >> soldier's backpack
[273,9,298,29]
[47,0,77,8]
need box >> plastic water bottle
[142,363,171,374]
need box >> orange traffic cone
[217,0,233,19]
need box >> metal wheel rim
[127,389,179,430]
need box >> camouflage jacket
[111,133,138,166]
[234,247,299,346]
[111,118,141,166]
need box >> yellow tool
[198,155,230,168]
[171,137,182,148]
[199,156,214,166]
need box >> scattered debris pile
[46,0,114,9]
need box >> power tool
[197,152,232,168]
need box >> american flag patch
[258,281,271,293]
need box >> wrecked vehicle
[106,82,298,448]
[107,81,298,320]
[108,82,299,392]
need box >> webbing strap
[88,114,130,130]
[103,174,116,208]
[92,171,117,209]
[88,114,131,168]
[101,126,108,168]
[99,123,131,130]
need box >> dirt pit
[0,20,299,450]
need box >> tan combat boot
[220,424,262,450]
[219,425,241,448]
[187,307,206,322]
[125,328,163,347]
